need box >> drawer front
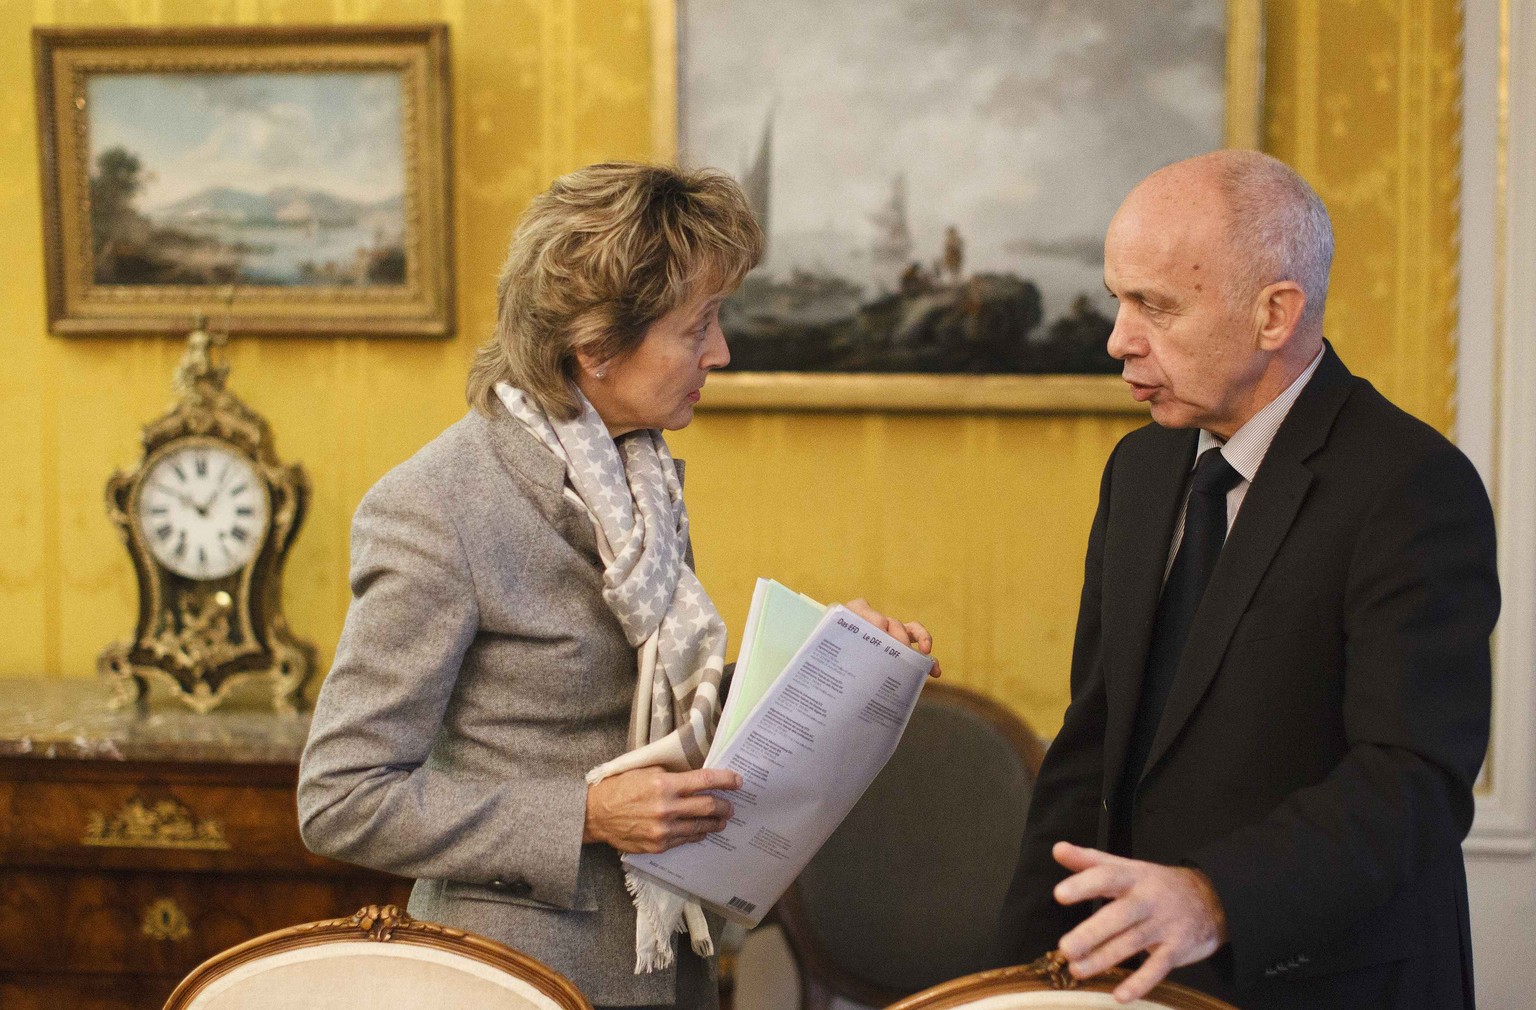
[0,775,345,875]
[0,867,413,976]
[0,971,181,1010]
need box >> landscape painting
[87,71,407,289]
[677,0,1240,383]
[35,26,453,337]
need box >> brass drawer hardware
[141,897,191,942]
[82,796,230,851]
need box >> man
[997,150,1497,1009]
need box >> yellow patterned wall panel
[1265,0,1460,433]
[0,12,56,674]
[0,1,1460,738]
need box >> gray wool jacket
[297,406,713,1007]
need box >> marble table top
[0,678,312,764]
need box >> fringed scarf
[496,382,727,973]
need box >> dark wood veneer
[0,680,412,1008]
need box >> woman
[297,163,934,1010]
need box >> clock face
[135,443,270,581]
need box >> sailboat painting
[677,0,1231,375]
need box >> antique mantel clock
[99,323,314,713]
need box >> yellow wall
[1,1,1460,737]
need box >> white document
[622,580,934,925]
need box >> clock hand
[151,480,200,512]
[196,463,234,514]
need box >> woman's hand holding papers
[584,767,743,853]
[844,598,942,678]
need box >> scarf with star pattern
[496,382,727,973]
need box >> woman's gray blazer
[297,406,712,1007]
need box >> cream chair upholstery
[163,904,592,1010]
[883,956,1239,1010]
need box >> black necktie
[1112,446,1243,853]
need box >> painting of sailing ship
[85,71,407,288]
[678,1,1229,374]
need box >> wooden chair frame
[771,682,1048,1010]
[885,954,1239,1010]
[162,904,593,1010]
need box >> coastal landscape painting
[671,0,1258,406]
[35,26,453,336]
[87,71,407,289]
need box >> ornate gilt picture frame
[652,0,1263,413]
[33,25,453,337]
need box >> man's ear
[1254,280,1307,352]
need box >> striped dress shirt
[1164,347,1326,580]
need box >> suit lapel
[475,407,601,559]
[1101,426,1197,788]
[475,409,688,566]
[1139,344,1356,782]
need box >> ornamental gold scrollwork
[1022,950,1080,990]
[351,903,411,942]
[294,904,468,945]
[343,904,465,943]
[144,592,243,676]
[82,795,231,851]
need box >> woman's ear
[574,349,609,380]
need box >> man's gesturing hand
[1051,842,1227,1004]
[583,767,741,854]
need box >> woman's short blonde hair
[467,162,765,419]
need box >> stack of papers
[713,579,828,752]
[623,579,934,925]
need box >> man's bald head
[1130,150,1334,340]
[1103,151,1334,435]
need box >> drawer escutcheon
[141,897,192,942]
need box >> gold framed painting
[652,0,1263,413]
[34,25,453,338]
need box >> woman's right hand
[583,766,742,854]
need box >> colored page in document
[712,580,825,755]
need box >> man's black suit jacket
[998,345,1498,1009]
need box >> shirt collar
[1196,346,1326,482]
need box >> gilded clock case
[99,338,314,714]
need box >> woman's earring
[595,366,607,379]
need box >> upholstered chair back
[776,682,1046,1009]
[883,959,1240,1010]
[163,905,592,1010]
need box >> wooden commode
[0,678,412,1009]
